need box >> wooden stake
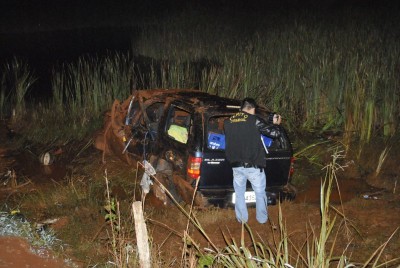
[132,201,151,268]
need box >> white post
[132,201,151,268]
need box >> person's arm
[255,115,282,138]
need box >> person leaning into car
[224,98,282,224]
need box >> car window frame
[164,103,193,145]
[206,114,231,151]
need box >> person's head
[240,98,257,114]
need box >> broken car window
[207,116,229,150]
[146,102,165,138]
[125,98,140,126]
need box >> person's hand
[273,114,282,125]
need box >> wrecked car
[95,89,296,207]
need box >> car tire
[281,183,297,201]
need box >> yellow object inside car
[168,124,188,143]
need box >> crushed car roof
[136,89,242,111]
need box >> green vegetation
[51,54,133,116]
[1,57,36,121]
[133,9,400,146]
[1,8,399,147]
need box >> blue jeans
[233,167,268,224]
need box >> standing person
[224,98,282,224]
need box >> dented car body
[95,89,296,207]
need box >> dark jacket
[224,112,281,168]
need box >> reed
[3,57,36,120]
[4,7,398,146]
[0,71,7,119]
[1,2,399,152]
[104,172,138,268]
[132,9,399,146]
[51,52,133,118]
[375,146,391,176]
[14,52,137,142]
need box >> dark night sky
[1,0,398,34]
[1,0,398,56]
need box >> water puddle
[12,152,68,183]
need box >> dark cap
[241,98,257,111]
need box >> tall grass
[1,57,36,121]
[2,7,399,146]
[132,8,399,145]
[17,53,134,142]
[104,172,138,267]
[0,70,8,119]
[51,53,133,116]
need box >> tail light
[187,156,202,179]
[289,157,295,178]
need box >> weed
[104,170,138,267]
[375,146,391,176]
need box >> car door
[199,114,234,189]
[254,110,294,188]
[157,102,195,172]
[199,113,293,189]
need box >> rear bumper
[198,184,296,208]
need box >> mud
[0,236,68,268]
[13,152,68,183]
[295,177,385,204]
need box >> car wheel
[281,183,297,201]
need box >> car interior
[167,108,191,144]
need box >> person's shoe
[257,218,268,224]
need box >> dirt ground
[0,236,68,268]
[0,120,400,267]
